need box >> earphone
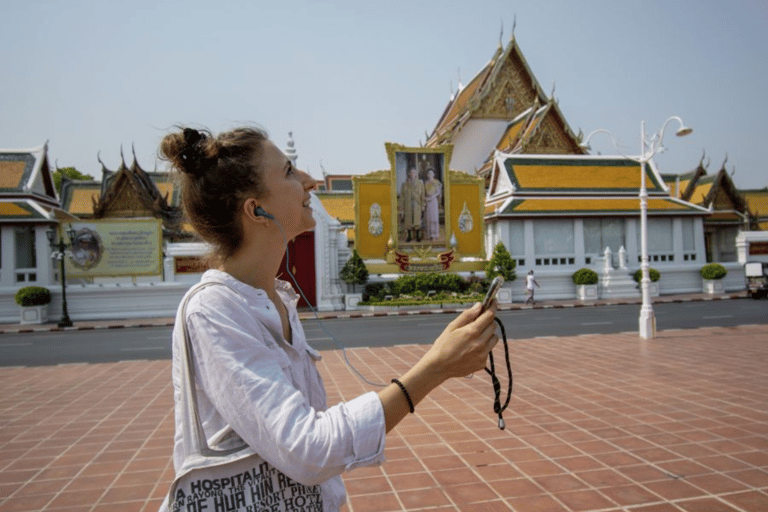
[254,206,275,220]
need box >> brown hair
[159,126,269,264]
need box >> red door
[278,231,316,309]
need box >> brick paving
[1,310,767,510]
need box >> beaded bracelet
[391,378,415,414]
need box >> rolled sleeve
[341,391,386,470]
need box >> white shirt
[526,274,537,290]
[168,270,386,511]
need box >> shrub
[572,268,598,285]
[466,275,490,294]
[388,273,466,296]
[700,263,727,280]
[14,286,52,307]
[632,268,660,283]
[362,282,386,302]
[339,249,369,292]
[486,242,517,282]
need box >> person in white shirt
[158,126,499,512]
[524,269,540,305]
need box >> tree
[53,167,94,195]
[485,242,517,282]
[339,249,369,293]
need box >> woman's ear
[243,198,263,222]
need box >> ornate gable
[475,44,540,120]
[88,150,187,240]
[428,35,584,175]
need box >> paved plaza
[1,322,767,511]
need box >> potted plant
[572,268,599,301]
[15,286,51,325]
[632,267,660,296]
[486,242,517,303]
[339,249,369,310]
[700,263,727,294]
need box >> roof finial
[285,131,298,165]
[721,153,728,170]
[120,145,125,167]
[499,19,504,48]
[511,14,516,40]
[550,80,556,99]
[699,149,706,169]
[457,67,462,90]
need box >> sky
[2,0,766,190]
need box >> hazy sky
[2,0,766,190]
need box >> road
[0,299,765,367]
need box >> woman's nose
[301,170,317,190]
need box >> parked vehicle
[744,261,768,299]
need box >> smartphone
[481,276,504,311]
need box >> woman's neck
[220,243,283,297]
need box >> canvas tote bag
[161,282,323,512]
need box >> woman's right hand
[424,301,499,382]
[379,300,499,432]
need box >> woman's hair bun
[178,128,212,177]
[159,127,219,177]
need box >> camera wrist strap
[484,317,513,430]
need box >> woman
[423,168,442,240]
[159,126,499,512]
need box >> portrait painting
[386,143,452,251]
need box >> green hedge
[632,268,660,283]
[700,263,727,280]
[362,273,489,302]
[15,286,52,307]
[572,268,598,285]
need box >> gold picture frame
[385,142,454,256]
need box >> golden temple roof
[500,197,704,215]
[496,155,665,194]
[743,190,768,218]
[315,192,354,223]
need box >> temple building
[661,158,757,263]
[0,143,62,289]
[59,148,187,241]
[423,32,741,299]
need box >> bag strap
[179,281,248,457]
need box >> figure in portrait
[399,167,425,242]
[423,168,443,241]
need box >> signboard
[63,219,163,277]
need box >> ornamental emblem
[368,203,383,237]
[69,227,103,270]
[458,201,474,233]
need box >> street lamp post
[47,226,76,328]
[582,116,692,339]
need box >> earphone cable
[273,219,388,387]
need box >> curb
[0,293,747,335]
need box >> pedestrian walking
[524,269,540,305]
[157,126,499,512]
